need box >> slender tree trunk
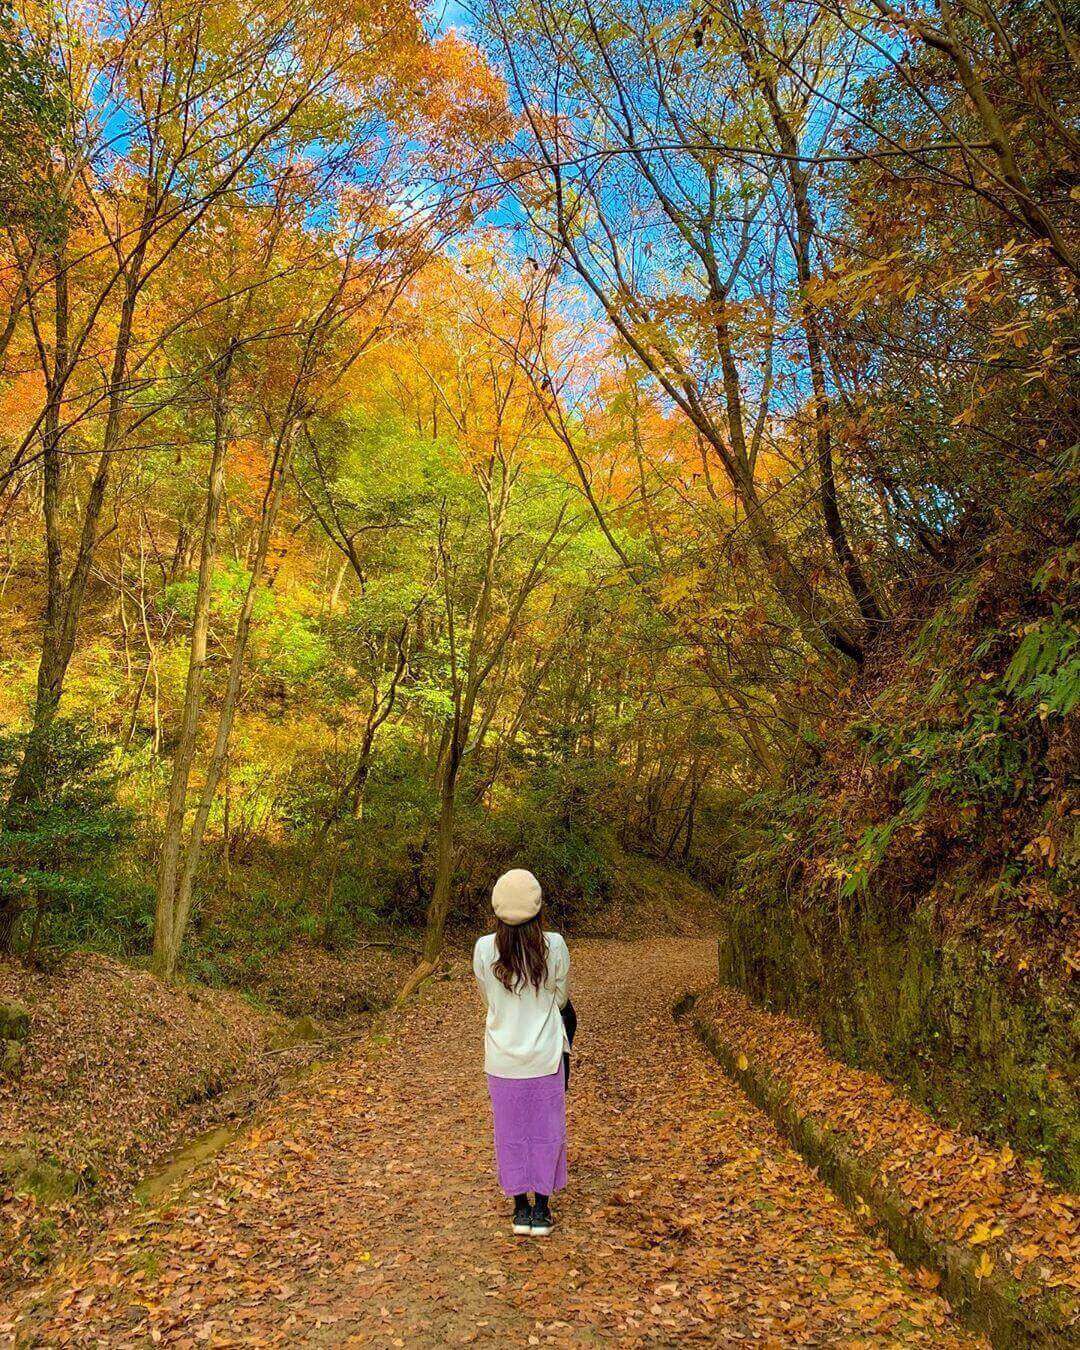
[0,270,30,374]
[532,54,866,663]
[122,661,152,753]
[702,258,865,662]
[152,353,233,976]
[422,743,461,965]
[311,632,409,856]
[729,453,864,663]
[5,190,153,817]
[0,255,69,950]
[396,734,461,1003]
[681,780,699,862]
[154,412,296,980]
[757,73,884,643]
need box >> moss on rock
[720,898,1079,1187]
[0,1000,30,1041]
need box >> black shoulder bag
[561,999,577,1088]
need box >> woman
[473,868,570,1237]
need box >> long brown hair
[493,911,549,994]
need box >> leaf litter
[1,940,984,1346]
[696,984,1078,1320]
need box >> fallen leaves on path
[697,985,1079,1319]
[1,941,982,1346]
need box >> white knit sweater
[472,931,570,1079]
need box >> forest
[0,0,1077,1342]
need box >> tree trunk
[0,257,70,952]
[539,58,866,663]
[154,416,295,979]
[731,455,865,663]
[421,735,462,966]
[0,890,22,953]
[5,190,152,825]
[758,71,884,645]
[152,353,233,977]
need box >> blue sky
[432,0,474,37]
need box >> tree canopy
[0,0,1075,974]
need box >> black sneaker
[512,1196,532,1235]
[530,1199,554,1237]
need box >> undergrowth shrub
[0,720,138,955]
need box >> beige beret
[491,868,542,925]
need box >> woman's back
[473,930,569,1079]
[477,870,569,1235]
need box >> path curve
[1,940,982,1346]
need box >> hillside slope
[721,470,1079,1186]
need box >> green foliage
[468,753,617,926]
[163,562,329,684]
[834,674,1035,901]
[185,882,327,984]
[276,739,622,941]
[0,720,137,950]
[1003,611,1080,718]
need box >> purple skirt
[486,1069,567,1196]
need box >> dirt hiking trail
[1,940,982,1347]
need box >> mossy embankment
[722,483,1078,1187]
